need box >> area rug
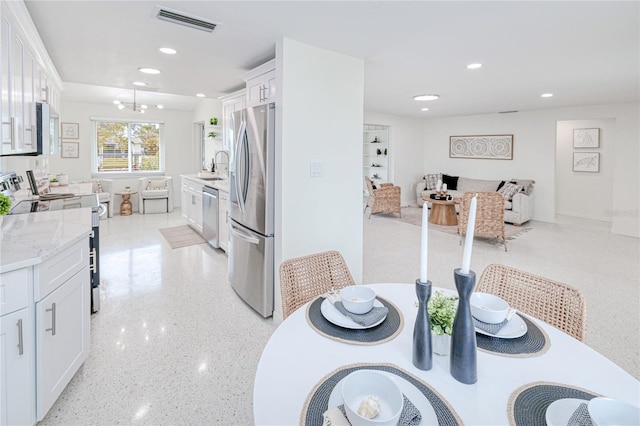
[390,206,531,240]
[159,225,207,249]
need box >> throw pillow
[91,179,103,194]
[442,174,459,190]
[423,173,442,190]
[147,179,168,190]
[498,182,522,201]
[510,179,535,196]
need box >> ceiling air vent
[154,6,219,33]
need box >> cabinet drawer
[0,268,31,316]
[34,239,89,301]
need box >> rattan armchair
[279,250,356,319]
[364,177,401,218]
[458,192,507,251]
[477,264,587,341]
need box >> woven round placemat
[507,381,600,426]
[305,296,404,345]
[301,363,462,426]
[477,314,550,357]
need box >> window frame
[90,117,166,178]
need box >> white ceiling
[25,1,639,117]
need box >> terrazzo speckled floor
[40,209,639,425]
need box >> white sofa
[415,175,534,225]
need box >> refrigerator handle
[234,120,247,214]
[230,222,260,245]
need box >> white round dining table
[253,283,639,425]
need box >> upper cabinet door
[1,14,12,154]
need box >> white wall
[193,99,224,172]
[275,38,364,321]
[363,112,426,206]
[556,119,616,221]
[421,103,639,237]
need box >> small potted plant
[0,193,11,226]
[210,117,218,125]
[208,131,219,139]
[428,291,458,355]
[49,178,59,187]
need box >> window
[93,120,164,173]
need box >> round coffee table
[424,197,458,226]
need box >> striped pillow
[498,182,522,201]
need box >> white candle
[442,183,447,192]
[461,194,477,274]
[437,178,442,187]
[436,182,441,192]
[420,201,429,282]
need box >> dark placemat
[477,314,550,357]
[508,381,600,426]
[305,296,403,345]
[301,363,462,426]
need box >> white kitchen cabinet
[219,189,229,252]
[220,89,245,151]
[242,59,276,108]
[0,268,35,426]
[35,265,89,420]
[181,176,204,234]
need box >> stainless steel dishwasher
[202,185,219,248]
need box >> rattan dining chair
[458,192,507,251]
[279,250,356,319]
[477,264,587,341]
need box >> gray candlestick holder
[450,268,477,384]
[413,279,433,371]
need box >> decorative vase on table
[413,280,433,371]
[450,268,477,384]
[432,333,451,356]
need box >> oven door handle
[98,204,107,217]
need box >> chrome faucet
[214,151,230,176]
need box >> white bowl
[470,292,509,324]
[341,370,403,426]
[588,397,640,425]
[340,286,376,314]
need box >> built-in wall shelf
[363,124,390,193]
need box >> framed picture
[61,142,79,158]
[61,122,79,139]
[573,152,599,172]
[449,135,513,160]
[573,128,599,148]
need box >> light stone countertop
[181,174,230,193]
[0,208,93,273]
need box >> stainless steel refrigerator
[228,103,275,317]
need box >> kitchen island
[1,208,92,425]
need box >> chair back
[364,176,376,196]
[279,250,355,318]
[458,192,506,250]
[477,264,586,341]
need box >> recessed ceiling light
[414,94,439,101]
[466,63,482,69]
[421,108,429,111]
[157,105,164,109]
[541,93,553,98]
[159,47,177,55]
[132,81,146,87]
[139,67,160,74]
[196,93,205,98]
[113,100,121,105]
[141,105,148,109]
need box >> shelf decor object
[61,142,79,158]
[573,152,600,173]
[449,135,513,160]
[573,128,599,148]
[61,122,79,139]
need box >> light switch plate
[310,162,323,177]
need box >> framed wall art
[449,134,513,160]
[61,122,79,139]
[573,128,599,148]
[61,142,79,158]
[573,152,599,172]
